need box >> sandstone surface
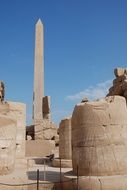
[7,102,26,159]
[107,67,127,100]
[59,117,72,159]
[26,140,55,157]
[114,67,126,77]
[0,116,16,175]
[34,119,57,140]
[52,117,72,168]
[72,96,127,176]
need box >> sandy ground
[27,162,72,183]
[0,156,72,190]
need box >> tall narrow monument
[31,19,57,140]
[33,19,44,124]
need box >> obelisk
[33,19,44,124]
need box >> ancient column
[52,117,72,168]
[59,117,72,160]
[63,96,127,190]
[33,19,44,124]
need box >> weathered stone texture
[7,102,26,159]
[63,172,127,190]
[107,68,127,100]
[0,102,9,114]
[0,116,16,175]
[26,140,55,157]
[34,119,57,140]
[114,67,126,77]
[72,96,127,176]
[59,117,72,159]
[0,81,26,174]
[52,117,72,168]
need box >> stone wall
[7,102,26,159]
[34,95,58,140]
[34,119,57,140]
[0,116,16,175]
[26,140,55,157]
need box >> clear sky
[0,0,127,126]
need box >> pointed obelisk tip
[36,18,43,26]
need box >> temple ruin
[107,67,127,100]
[1,16,127,190]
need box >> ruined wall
[107,68,127,99]
[0,80,26,174]
[34,95,58,140]
[7,102,26,159]
[72,96,127,176]
[26,140,55,157]
[35,120,57,140]
[0,116,16,175]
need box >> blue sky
[0,0,127,125]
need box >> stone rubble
[107,67,127,100]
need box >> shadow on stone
[27,170,62,181]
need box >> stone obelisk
[33,19,44,124]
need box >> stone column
[59,117,72,160]
[63,96,127,190]
[52,117,72,168]
[72,96,127,176]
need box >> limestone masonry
[0,81,26,175]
